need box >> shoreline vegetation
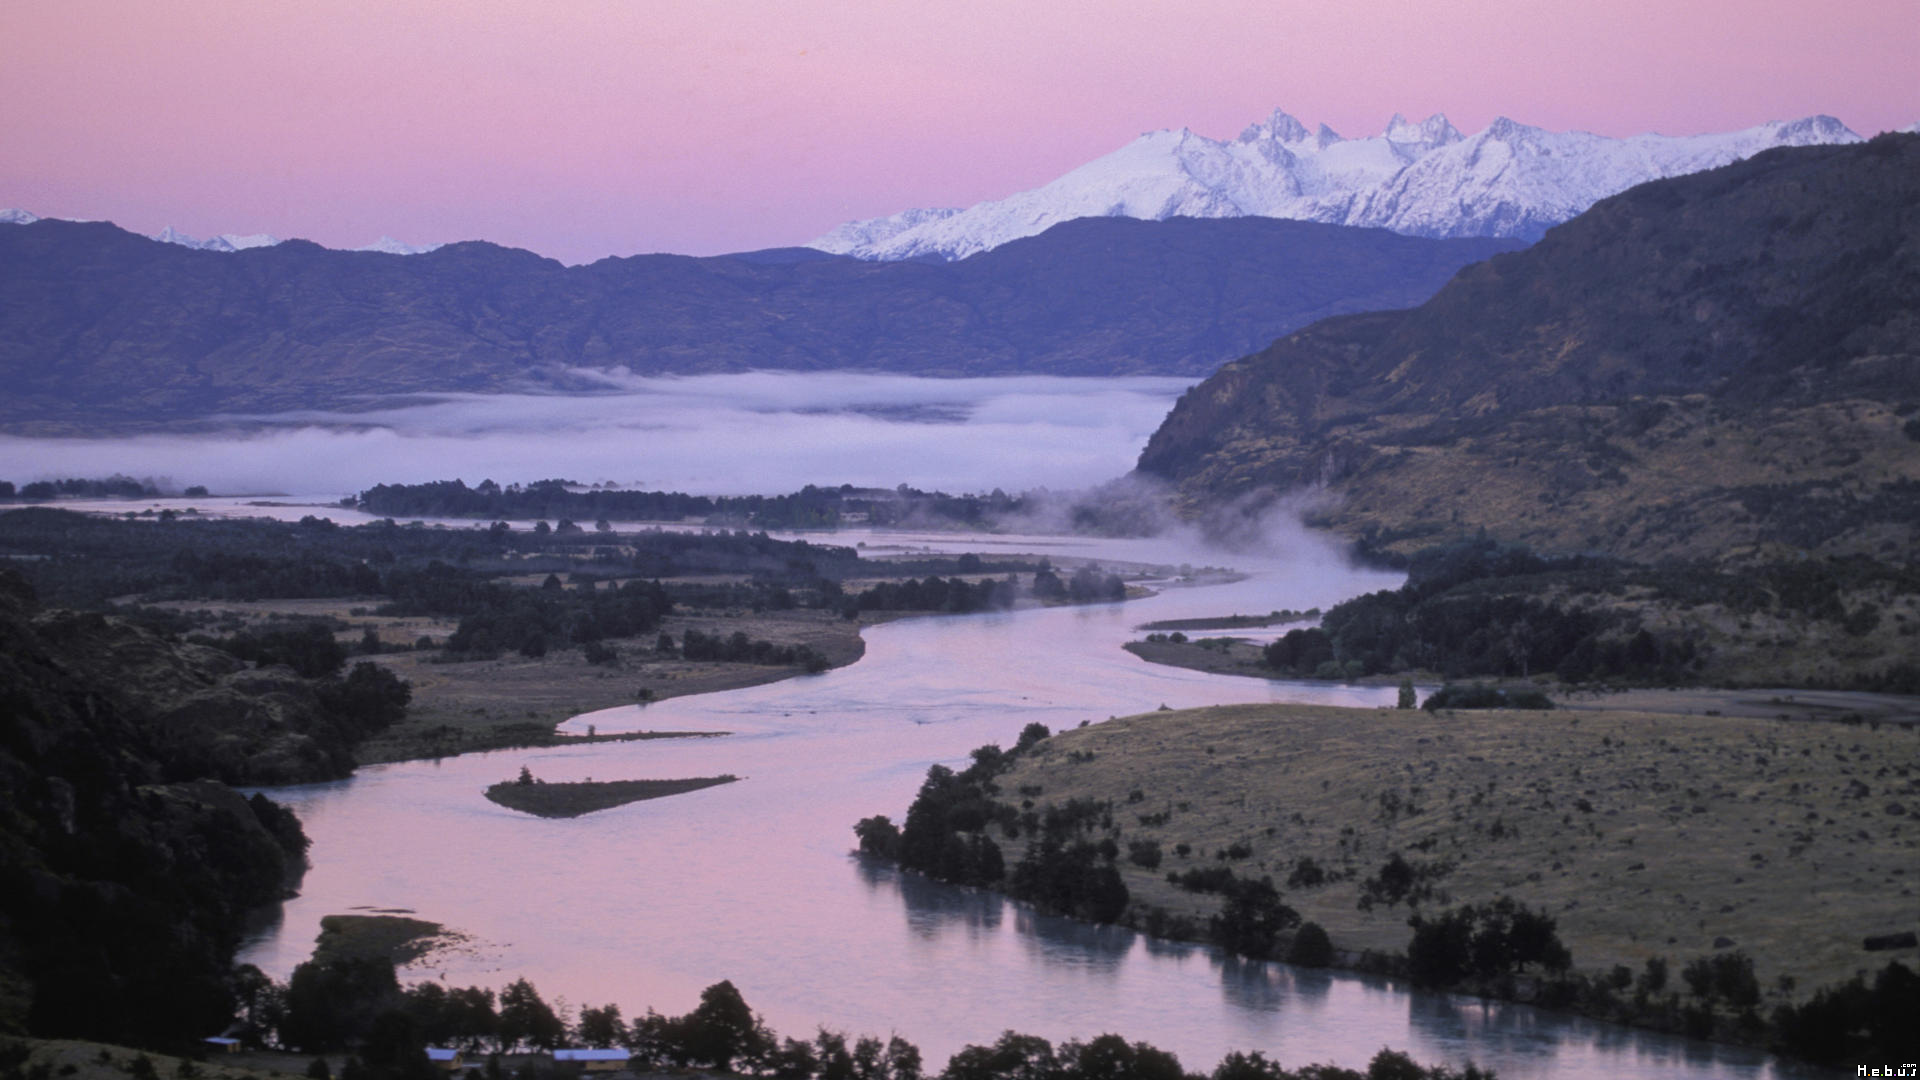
[484,773,741,818]
[133,925,1500,1080]
[1133,537,1920,695]
[855,709,1919,1066]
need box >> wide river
[238,524,1810,1079]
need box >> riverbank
[1123,638,1920,726]
[354,607,868,763]
[975,703,1918,1046]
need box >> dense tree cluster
[1029,562,1127,605]
[1300,538,1920,687]
[1008,799,1130,924]
[0,475,161,500]
[1405,898,1572,987]
[852,576,1018,615]
[676,628,830,672]
[857,726,1136,924]
[437,578,673,660]
[1418,685,1554,711]
[1768,960,1918,1064]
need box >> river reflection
[238,527,1810,1078]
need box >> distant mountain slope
[1137,134,1920,565]
[0,215,1517,428]
[4,207,441,255]
[811,111,1875,261]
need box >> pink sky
[4,0,1914,264]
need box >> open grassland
[995,703,1920,1002]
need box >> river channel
[238,525,1809,1079]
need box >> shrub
[1127,840,1163,869]
[1286,922,1334,967]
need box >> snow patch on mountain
[357,236,445,256]
[155,226,283,252]
[4,208,439,256]
[809,111,1866,260]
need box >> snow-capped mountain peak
[1384,113,1463,148]
[1,208,40,225]
[1237,108,1312,145]
[808,110,1867,260]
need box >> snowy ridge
[155,225,282,253]
[808,111,1885,261]
[356,236,445,256]
[2,209,437,256]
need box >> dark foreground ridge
[0,569,310,1046]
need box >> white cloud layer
[1,373,1195,498]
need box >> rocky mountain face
[811,110,1875,260]
[1137,135,1920,567]
[0,215,1517,428]
[0,570,309,1045]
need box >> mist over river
[234,524,1808,1080]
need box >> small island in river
[484,772,740,818]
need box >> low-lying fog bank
[0,372,1193,497]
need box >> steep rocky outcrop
[0,571,309,1044]
[1139,134,1920,566]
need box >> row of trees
[851,576,1018,615]
[0,475,163,500]
[1031,563,1126,604]
[353,479,1032,533]
[677,628,831,672]
[237,957,1491,1080]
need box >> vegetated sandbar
[1134,611,1312,632]
[994,703,1919,1001]
[312,913,468,966]
[484,775,739,818]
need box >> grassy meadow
[995,703,1919,1003]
